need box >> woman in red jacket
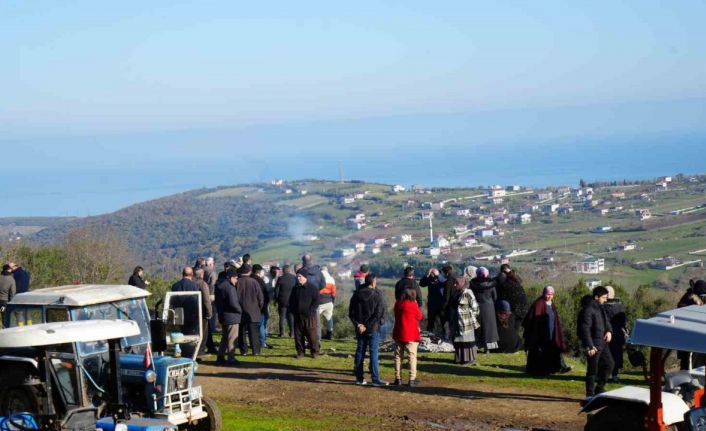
[393,288,423,387]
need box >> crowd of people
[125,254,703,397]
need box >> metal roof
[0,320,140,348]
[630,305,706,353]
[10,284,150,307]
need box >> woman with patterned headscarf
[522,286,570,376]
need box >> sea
[0,134,703,218]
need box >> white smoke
[287,217,313,242]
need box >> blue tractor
[0,319,178,431]
[4,285,221,431]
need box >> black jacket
[301,264,325,291]
[13,267,30,294]
[394,277,423,307]
[275,273,297,306]
[470,277,497,305]
[349,287,385,335]
[604,298,627,344]
[252,275,271,310]
[496,272,529,320]
[288,281,320,318]
[237,275,264,321]
[577,295,611,349]
[420,275,444,309]
[128,274,146,289]
[215,280,242,325]
[171,278,199,292]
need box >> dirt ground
[197,358,586,431]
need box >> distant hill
[32,186,294,273]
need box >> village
[255,174,706,291]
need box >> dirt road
[197,357,586,430]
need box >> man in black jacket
[349,273,388,386]
[290,270,320,358]
[420,267,444,332]
[394,266,423,307]
[275,265,296,337]
[236,264,264,355]
[578,286,614,397]
[215,270,242,365]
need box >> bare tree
[63,228,133,284]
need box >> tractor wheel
[191,396,221,431]
[585,405,646,431]
[0,385,40,416]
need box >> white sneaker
[355,379,368,386]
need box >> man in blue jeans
[349,273,388,386]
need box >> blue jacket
[13,268,30,294]
[171,278,199,292]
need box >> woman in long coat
[448,276,480,365]
[523,286,568,376]
[470,267,499,351]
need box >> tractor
[0,319,177,431]
[4,284,221,431]
[582,304,706,430]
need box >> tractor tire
[191,396,221,431]
[0,385,40,416]
[584,405,646,431]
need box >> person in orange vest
[318,266,337,340]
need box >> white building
[400,234,413,243]
[575,257,605,274]
[271,179,284,186]
[518,213,532,224]
[456,209,471,217]
[488,187,506,198]
[537,191,553,200]
[392,185,406,193]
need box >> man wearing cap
[215,269,241,365]
[354,264,369,290]
[394,266,422,307]
[578,286,614,397]
[236,264,264,355]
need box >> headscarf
[476,267,490,278]
[464,265,478,281]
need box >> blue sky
[1,1,705,215]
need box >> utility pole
[338,161,343,183]
[429,215,434,245]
